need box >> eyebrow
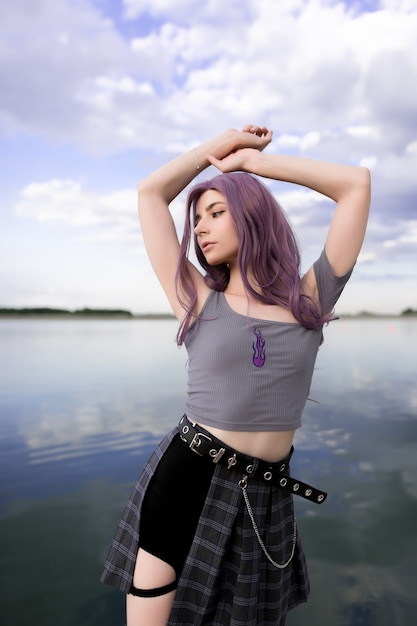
[195,200,226,221]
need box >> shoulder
[302,247,355,314]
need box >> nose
[194,217,208,236]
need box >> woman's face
[194,189,239,266]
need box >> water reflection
[0,318,416,625]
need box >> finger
[255,129,273,145]
[241,124,270,137]
[206,154,223,170]
[241,124,261,134]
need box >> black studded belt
[179,415,327,504]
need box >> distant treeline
[0,307,176,319]
[0,307,134,318]
[339,309,417,318]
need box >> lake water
[0,317,416,626]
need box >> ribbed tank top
[184,249,353,431]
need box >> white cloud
[383,220,417,249]
[1,0,416,157]
[15,179,137,228]
[0,0,130,143]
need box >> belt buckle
[189,431,211,455]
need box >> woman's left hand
[207,124,272,172]
[206,147,263,173]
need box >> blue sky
[1,0,416,314]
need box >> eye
[212,210,225,218]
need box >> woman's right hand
[223,125,272,152]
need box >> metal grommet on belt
[280,477,287,487]
[263,471,272,481]
[227,454,237,470]
[246,464,253,474]
[182,425,189,435]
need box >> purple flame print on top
[252,328,266,367]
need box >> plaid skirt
[101,425,310,626]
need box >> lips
[201,241,215,251]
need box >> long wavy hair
[175,172,327,345]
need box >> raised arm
[207,135,371,278]
[137,127,272,319]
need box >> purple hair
[175,172,327,345]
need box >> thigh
[139,434,215,577]
[126,565,176,626]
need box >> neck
[225,267,262,298]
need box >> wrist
[240,150,265,174]
[196,130,238,169]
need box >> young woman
[101,125,371,626]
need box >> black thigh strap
[129,580,177,598]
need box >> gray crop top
[184,249,353,432]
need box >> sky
[1,0,416,315]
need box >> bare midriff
[195,421,295,463]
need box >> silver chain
[239,476,297,569]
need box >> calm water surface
[0,318,416,626]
